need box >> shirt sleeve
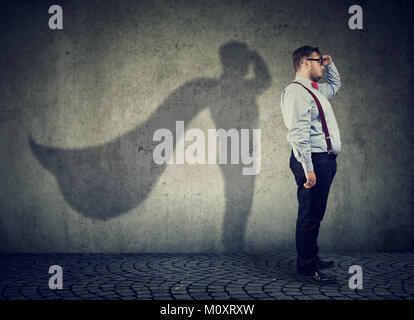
[318,61,341,100]
[281,85,314,172]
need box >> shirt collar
[294,75,315,89]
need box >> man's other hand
[304,171,316,188]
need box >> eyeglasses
[306,58,323,66]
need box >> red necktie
[312,81,319,90]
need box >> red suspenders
[291,81,332,154]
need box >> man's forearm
[326,62,341,94]
[289,140,313,173]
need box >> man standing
[280,46,341,283]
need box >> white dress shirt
[280,62,342,172]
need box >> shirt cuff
[326,61,335,69]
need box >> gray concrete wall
[1,0,413,253]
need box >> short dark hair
[292,46,321,72]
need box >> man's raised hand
[322,55,332,66]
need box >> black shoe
[297,270,337,284]
[316,259,335,269]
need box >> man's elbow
[330,79,341,96]
[334,81,341,94]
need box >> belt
[312,152,337,158]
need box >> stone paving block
[3,289,21,295]
[337,296,356,300]
[99,296,122,300]
[325,293,346,298]
[283,283,303,288]
[80,295,103,300]
[171,295,193,300]
[308,295,331,300]
[248,293,271,299]
[209,292,230,297]
[40,295,63,300]
[170,291,189,296]
[211,296,233,300]
[207,288,226,293]
[5,296,28,300]
[136,295,153,299]
[119,296,138,300]
[293,295,313,300]
[134,290,152,296]
[151,294,172,299]
[275,296,295,300]
[391,292,411,297]
[189,291,208,296]
[227,294,255,299]
[116,290,136,297]
[244,287,263,292]
[301,290,322,295]
[191,295,214,300]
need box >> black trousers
[289,150,337,275]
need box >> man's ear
[300,57,307,67]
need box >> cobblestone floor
[1,252,413,300]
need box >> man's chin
[312,76,322,82]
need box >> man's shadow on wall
[29,41,272,252]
